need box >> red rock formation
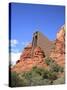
[20,43,32,60]
[11,25,65,73]
[12,45,47,73]
[50,25,65,67]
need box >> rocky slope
[50,25,65,67]
[12,44,47,73]
[11,25,65,73]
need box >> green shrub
[50,62,64,73]
[45,57,64,73]
[10,72,23,87]
[20,67,54,86]
[53,76,65,84]
[45,57,54,65]
[31,79,51,86]
[10,66,64,87]
[49,63,60,72]
[30,67,58,85]
[41,79,51,85]
[47,71,58,84]
[59,67,64,72]
[32,66,48,76]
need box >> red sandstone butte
[50,25,65,67]
[12,45,47,73]
[11,25,65,73]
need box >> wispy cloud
[10,39,21,65]
[10,39,18,47]
[10,39,20,53]
[22,41,30,47]
[10,40,30,65]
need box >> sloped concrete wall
[37,32,53,56]
[32,31,54,56]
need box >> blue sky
[10,3,65,53]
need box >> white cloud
[22,41,30,47]
[10,52,21,65]
[11,48,20,53]
[10,40,30,65]
[11,39,18,47]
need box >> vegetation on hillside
[10,57,65,87]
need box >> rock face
[12,44,47,73]
[50,25,65,67]
[11,25,65,73]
